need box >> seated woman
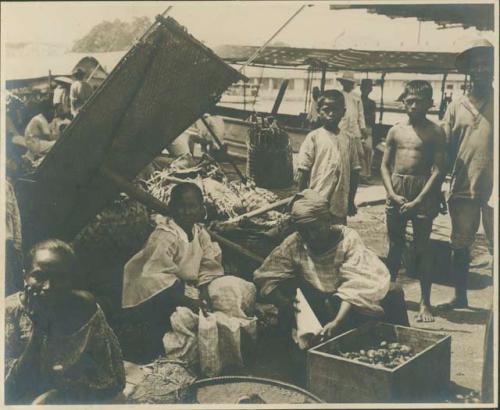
[254,190,409,344]
[4,239,125,405]
[121,182,255,362]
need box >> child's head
[317,90,345,129]
[25,239,77,306]
[402,80,433,121]
[168,182,205,230]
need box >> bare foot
[416,304,434,322]
[437,298,468,311]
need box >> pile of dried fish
[144,156,284,223]
[336,341,414,369]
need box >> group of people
[8,67,93,170]
[3,39,494,404]
[299,38,493,322]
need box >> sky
[1,1,496,53]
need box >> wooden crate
[306,322,451,403]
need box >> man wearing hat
[337,71,369,182]
[440,38,494,310]
[70,67,93,117]
[53,76,72,119]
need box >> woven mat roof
[20,16,245,245]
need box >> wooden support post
[320,64,327,93]
[438,73,448,120]
[378,72,386,124]
[271,79,289,115]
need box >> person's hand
[390,194,407,208]
[348,201,357,216]
[32,389,62,405]
[400,199,420,215]
[319,319,340,341]
[199,285,212,313]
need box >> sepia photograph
[1,1,497,407]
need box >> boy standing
[296,89,360,225]
[381,81,446,322]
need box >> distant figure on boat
[306,86,321,129]
[70,68,93,117]
[167,113,226,160]
[24,99,57,167]
[337,71,369,182]
[360,79,376,180]
[52,77,72,119]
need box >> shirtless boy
[381,81,446,322]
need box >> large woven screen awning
[330,3,494,32]
[20,16,245,246]
[215,45,458,74]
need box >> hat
[337,71,357,84]
[72,67,86,78]
[455,38,494,73]
[55,76,73,84]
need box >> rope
[238,4,310,72]
[252,65,265,110]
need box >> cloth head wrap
[289,189,331,226]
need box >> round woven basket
[180,376,323,404]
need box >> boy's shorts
[386,173,440,220]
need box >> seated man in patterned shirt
[254,190,409,346]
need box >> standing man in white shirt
[337,72,369,183]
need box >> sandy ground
[124,161,493,404]
[219,160,493,399]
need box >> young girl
[121,182,255,361]
[4,240,125,404]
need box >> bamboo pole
[228,196,293,223]
[208,230,264,264]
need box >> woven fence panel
[22,17,244,246]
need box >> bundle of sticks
[247,114,289,151]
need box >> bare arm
[296,169,310,191]
[380,128,401,201]
[320,300,352,339]
[403,127,447,211]
[348,169,359,216]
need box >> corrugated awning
[19,16,245,246]
[215,45,458,74]
[330,4,494,32]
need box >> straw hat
[55,76,73,84]
[337,71,357,84]
[455,38,494,73]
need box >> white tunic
[122,217,224,308]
